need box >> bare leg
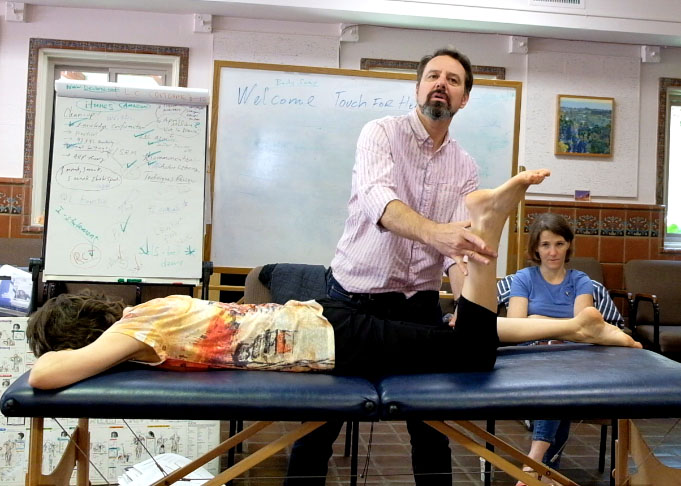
[516,441,552,486]
[517,441,562,485]
[527,440,551,464]
[498,307,641,348]
[461,168,640,349]
[462,169,551,312]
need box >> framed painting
[555,95,614,157]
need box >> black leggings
[318,295,499,376]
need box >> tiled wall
[0,178,36,240]
[523,200,681,290]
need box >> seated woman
[508,213,594,486]
[27,170,640,391]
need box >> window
[55,65,168,86]
[22,39,188,231]
[665,91,681,249]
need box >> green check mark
[120,214,132,232]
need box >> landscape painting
[555,95,614,157]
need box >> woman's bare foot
[466,169,551,238]
[567,307,642,348]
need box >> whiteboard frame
[207,61,522,277]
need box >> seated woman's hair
[26,290,125,357]
[527,213,574,264]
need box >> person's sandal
[515,467,540,486]
[515,467,558,486]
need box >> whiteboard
[44,81,209,284]
[210,62,520,275]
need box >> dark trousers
[285,272,499,485]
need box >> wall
[0,3,213,180]
[0,3,213,242]
[524,41,640,198]
[2,7,681,250]
[523,200,681,291]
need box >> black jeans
[285,272,498,485]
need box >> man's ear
[459,92,470,110]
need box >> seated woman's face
[537,230,570,269]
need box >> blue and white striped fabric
[496,274,624,327]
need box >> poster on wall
[0,318,220,485]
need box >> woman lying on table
[27,170,640,390]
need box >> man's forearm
[379,199,436,245]
[378,199,494,266]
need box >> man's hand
[379,201,496,275]
[428,221,496,275]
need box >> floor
[220,418,681,486]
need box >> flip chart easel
[43,80,209,286]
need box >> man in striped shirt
[286,47,499,486]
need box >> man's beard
[419,91,455,121]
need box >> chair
[244,266,361,485]
[623,259,681,358]
[566,256,604,282]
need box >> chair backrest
[244,266,272,304]
[624,260,681,326]
[566,257,604,283]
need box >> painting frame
[555,94,614,157]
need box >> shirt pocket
[422,181,463,223]
[558,282,578,305]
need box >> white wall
[2,5,681,205]
[523,40,641,200]
[0,3,213,178]
[217,21,681,204]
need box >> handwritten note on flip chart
[210,63,521,275]
[44,81,209,283]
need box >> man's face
[416,55,469,121]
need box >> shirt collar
[408,108,451,148]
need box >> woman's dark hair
[26,290,125,357]
[416,47,474,95]
[527,213,574,264]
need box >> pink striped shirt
[330,109,479,295]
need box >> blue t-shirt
[509,267,593,318]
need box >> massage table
[3,344,681,486]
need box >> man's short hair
[416,48,474,95]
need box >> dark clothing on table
[285,272,499,486]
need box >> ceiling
[19,0,681,47]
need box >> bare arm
[28,333,155,390]
[500,292,596,342]
[573,292,594,315]
[507,296,529,318]
[447,265,464,300]
[379,200,496,270]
